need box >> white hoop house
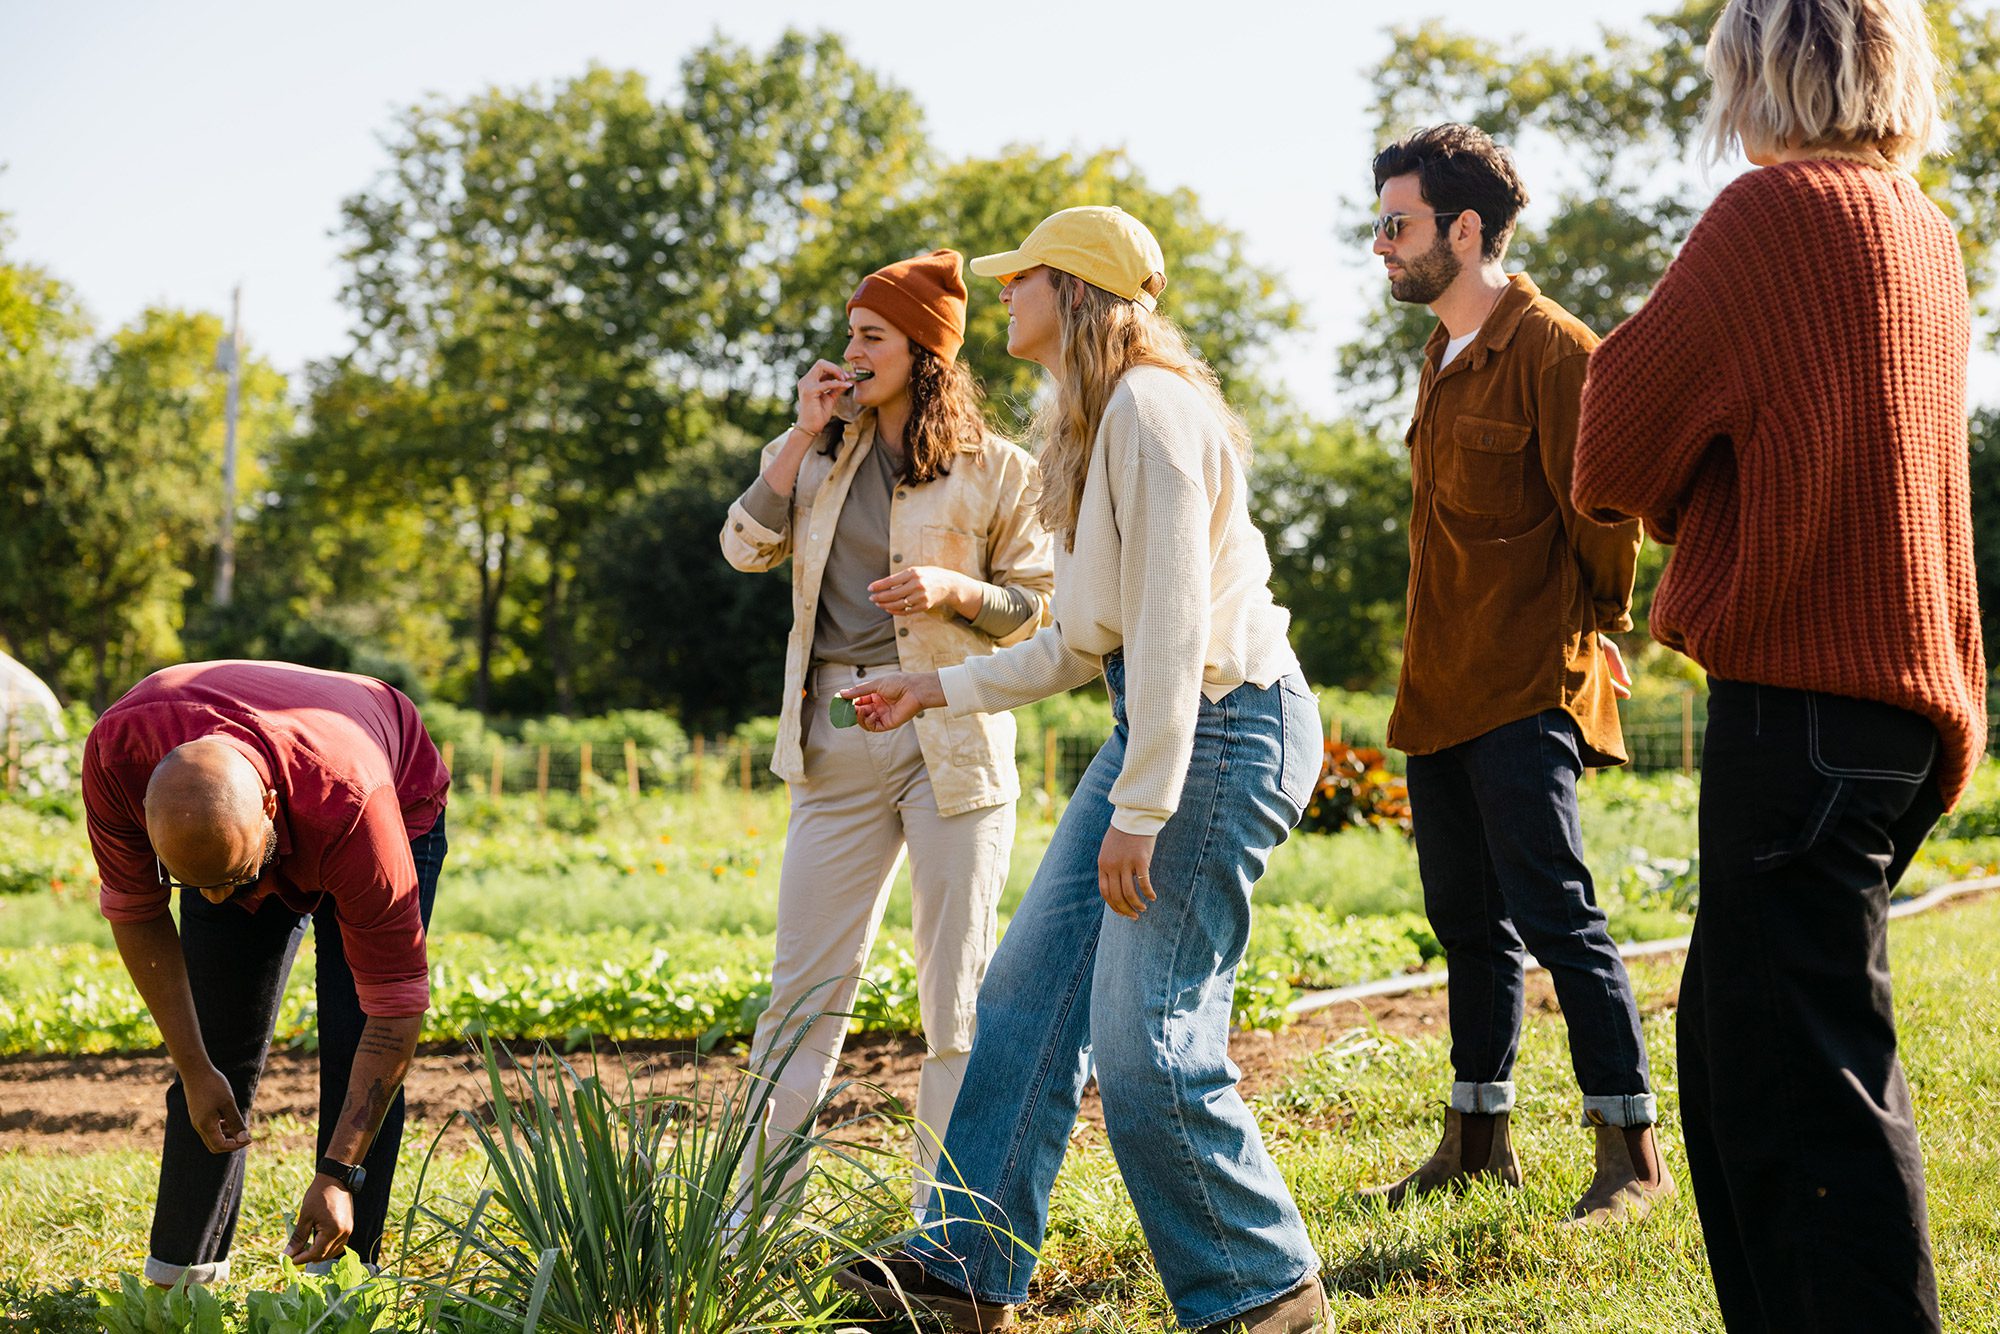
[0,651,72,796]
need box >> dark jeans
[1683,681,1944,1333]
[1405,710,1654,1123]
[149,813,446,1279]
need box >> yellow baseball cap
[970,206,1168,311]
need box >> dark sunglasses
[1372,211,1465,242]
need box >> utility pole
[214,285,242,608]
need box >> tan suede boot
[1199,1275,1331,1333]
[1357,1108,1522,1206]
[1566,1122,1677,1225]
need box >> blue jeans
[914,653,1323,1328]
[1405,711,1654,1125]
[146,812,447,1283]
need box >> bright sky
[3,0,1994,416]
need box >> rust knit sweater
[1574,159,1986,807]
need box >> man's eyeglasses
[157,823,278,895]
[1372,211,1465,242]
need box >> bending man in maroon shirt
[82,660,450,1284]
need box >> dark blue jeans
[1405,710,1654,1124]
[146,813,446,1282]
[1683,681,1943,1333]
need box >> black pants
[1405,710,1654,1121]
[1684,681,1943,1332]
[150,814,446,1277]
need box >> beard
[1389,228,1462,305]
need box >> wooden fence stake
[1681,687,1697,774]
[490,739,504,797]
[440,741,455,787]
[579,741,593,797]
[625,738,640,796]
[536,744,550,815]
[1044,727,1058,811]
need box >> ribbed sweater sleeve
[940,624,1101,715]
[1574,210,1745,543]
[1540,350,1642,631]
[1104,403,1213,835]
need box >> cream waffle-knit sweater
[938,365,1299,836]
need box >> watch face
[347,1165,367,1192]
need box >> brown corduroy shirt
[1388,273,1642,765]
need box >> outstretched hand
[837,671,946,732]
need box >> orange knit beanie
[846,249,967,362]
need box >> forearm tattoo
[347,1077,393,1135]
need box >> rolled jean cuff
[143,1255,229,1286]
[1449,1081,1516,1114]
[1581,1093,1657,1128]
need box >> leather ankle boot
[1358,1107,1522,1207]
[1566,1122,1677,1225]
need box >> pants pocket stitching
[1751,778,1847,868]
[1805,695,1931,782]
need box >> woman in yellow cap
[719,249,1053,1212]
[836,210,1328,1334]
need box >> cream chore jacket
[721,412,1054,816]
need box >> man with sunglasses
[1355,124,1669,1224]
[81,660,449,1284]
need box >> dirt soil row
[1,972,1620,1156]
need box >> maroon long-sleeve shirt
[83,661,451,1016]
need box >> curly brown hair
[821,340,986,484]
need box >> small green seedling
[829,696,859,728]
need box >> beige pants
[746,661,1013,1211]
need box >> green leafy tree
[0,245,288,706]
[1250,413,1411,690]
[328,37,927,713]
[1341,1,2000,419]
[776,146,1301,440]
[573,427,792,730]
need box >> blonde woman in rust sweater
[833,208,1327,1334]
[1574,2,1983,1329]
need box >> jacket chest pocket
[923,523,987,578]
[1439,416,1531,518]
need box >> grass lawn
[5,893,1996,1331]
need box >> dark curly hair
[1372,123,1530,261]
[821,340,985,485]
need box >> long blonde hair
[1031,271,1250,547]
[1700,0,1942,169]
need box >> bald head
[145,739,275,896]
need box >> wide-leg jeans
[914,654,1324,1329]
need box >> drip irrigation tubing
[1284,873,2000,1018]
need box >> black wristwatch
[315,1156,367,1194]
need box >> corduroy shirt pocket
[1443,416,1532,518]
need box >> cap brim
[969,248,1035,281]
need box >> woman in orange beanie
[719,249,1054,1215]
